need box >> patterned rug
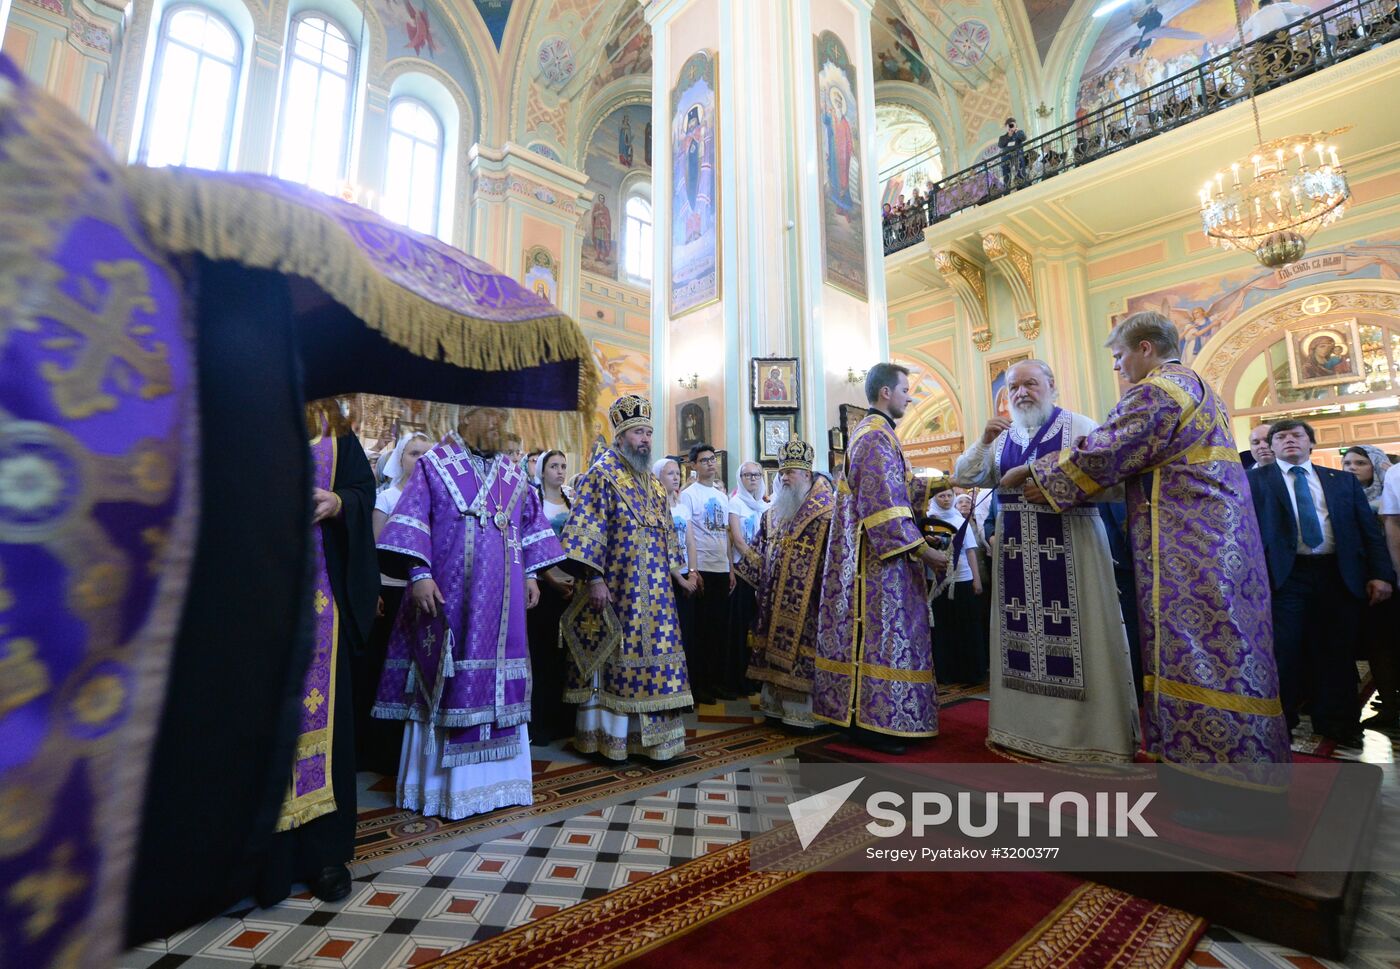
[353,722,826,869]
[417,816,1205,969]
[355,683,990,870]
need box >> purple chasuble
[277,432,340,829]
[0,54,197,969]
[374,437,564,765]
[1031,363,1291,781]
[811,414,939,737]
[995,408,1089,700]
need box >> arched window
[382,98,443,236]
[140,6,242,169]
[276,14,356,191]
[622,194,653,284]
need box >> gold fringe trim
[274,788,338,832]
[120,166,599,419]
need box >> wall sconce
[1035,101,1053,119]
[677,372,699,390]
[846,367,868,385]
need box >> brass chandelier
[1196,5,1350,268]
[1198,129,1351,269]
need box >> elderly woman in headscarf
[1343,445,1399,729]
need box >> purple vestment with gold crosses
[374,434,564,765]
[559,447,691,759]
[1031,363,1292,779]
[812,413,939,737]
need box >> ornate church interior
[4,0,1400,964]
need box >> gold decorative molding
[1201,289,1400,389]
[933,248,989,347]
[982,231,1041,345]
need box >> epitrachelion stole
[996,408,1086,701]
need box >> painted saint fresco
[582,194,616,277]
[1120,233,1400,362]
[371,0,471,87]
[591,341,651,439]
[1073,0,1328,117]
[670,50,720,316]
[815,30,867,298]
[1022,0,1075,62]
[471,0,512,49]
[590,3,651,95]
[522,246,558,306]
[402,0,438,57]
[874,11,935,87]
[582,105,651,281]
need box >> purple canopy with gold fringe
[0,50,598,969]
[120,166,598,448]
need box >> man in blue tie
[1248,419,1394,747]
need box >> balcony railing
[881,0,1400,256]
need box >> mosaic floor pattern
[118,692,1400,969]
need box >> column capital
[932,246,991,350]
[981,228,1041,341]
[468,142,592,221]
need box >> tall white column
[645,0,885,472]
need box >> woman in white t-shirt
[528,450,577,743]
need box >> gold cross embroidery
[304,687,326,714]
[8,843,86,941]
[31,260,173,419]
[314,589,330,614]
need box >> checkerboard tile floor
[119,692,1400,969]
[118,767,798,969]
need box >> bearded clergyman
[374,405,564,819]
[953,360,1140,763]
[734,440,835,728]
[559,394,693,759]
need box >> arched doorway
[1198,285,1400,465]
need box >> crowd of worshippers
[298,309,1400,904]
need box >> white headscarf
[384,432,431,485]
[731,465,768,514]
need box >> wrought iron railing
[881,0,1400,255]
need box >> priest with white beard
[735,441,835,728]
[953,361,1140,762]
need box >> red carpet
[627,869,1204,969]
[420,822,1205,969]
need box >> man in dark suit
[1248,419,1394,746]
